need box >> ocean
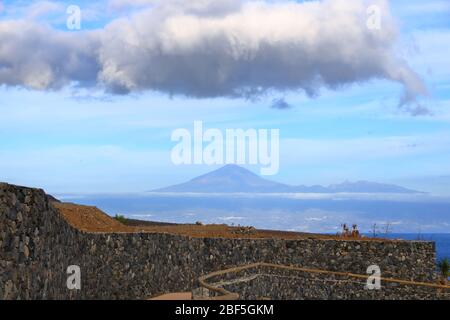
[60,192,450,260]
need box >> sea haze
[60,192,450,234]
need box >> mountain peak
[153,165,422,194]
[204,164,253,175]
[192,164,258,181]
[155,165,289,193]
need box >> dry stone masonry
[197,264,449,300]
[0,182,442,300]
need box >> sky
[0,0,449,195]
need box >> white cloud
[0,0,427,111]
[108,0,153,9]
[25,1,64,19]
[0,20,99,89]
[107,0,244,15]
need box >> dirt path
[149,292,192,300]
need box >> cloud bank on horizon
[0,0,427,112]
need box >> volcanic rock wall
[200,264,449,300]
[0,183,438,300]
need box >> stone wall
[200,264,449,300]
[0,183,439,300]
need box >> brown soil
[53,202,396,241]
[54,203,134,233]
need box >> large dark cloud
[0,0,427,110]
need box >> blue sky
[0,0,450,194]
